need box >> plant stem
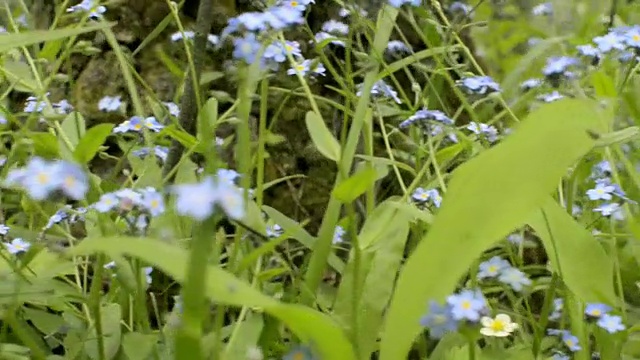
[174,216,219,360]
[162,0,213,183]
[302,5,398,305]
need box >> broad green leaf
[305,111,341,162]
[334,201,410,358]
[1,60,38,92]
[332,165,379,203]
[379,99,608,360]
[222,313,263,360]
[0,23,114,53]
[591,70,617,98]
[68,237,356,360]
[23,308,65,335]
[31,132,60,158]
[84,303,122,360]
[122,332,156,360]
[528,198,616,304]
[57,112,86,161]
[129,156,162,188]
[73,124,114,163]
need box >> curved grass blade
[67,236,356,360]
[379,99,608,360]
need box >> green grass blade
[528,198,616,304]
[379,99,608,359]
[0,23,114,53]
[67,236,357,360]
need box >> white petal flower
[480,314,519,337]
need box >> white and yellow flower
[480,314,519,337]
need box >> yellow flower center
[591,309,601,316]
[490,320,506,332]
[461,300,471,310]
[37,172,49,184]
[488,265,497,273]
[292,352,304,360]
[565,339,574,347]
[633,34,640,42]
[296,64,305,71]
[65,176,75,187]
[150,199,159,209]
[133,123,143,130]
[291,1,299,7]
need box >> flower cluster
[420,289,490,339]
[389,0,421,8]
[522,23,640,103]
[44,205,86,231]
[333,225,346,244]
[457,75,501,95]
[586,160,627,220]
[98,95,122,112]
[399,109,457,142]
[5,157,88,201]
[477,256,532,292]
[172,169,246,221]
[170,30,219,47]
[546,299,624,357]
[0,225,31,255]
[91,187,164,233]
[113,116,164,133]
[132,146,169,162]
[411,187,443,208]
[466,121,499,143]
[24,93,73,115]
[357,80,402,104]
[66,0,106,19]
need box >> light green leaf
[31,132,60,158]
[129,156,162,188]
[593,126,640,148]
[334,201,410,358]
[68,237,356,360]
[332,165,380,203]
[591,70,617,98]
[305,111,341,162]
[528,198,616,304]
[122,332,156,360]
[84,303,122,360]
[222,313,263,360]
[1,60,38,92]
[57,112,86,161]
[0,23,114,53]
[379,99,607,360]
[73,124,114,164]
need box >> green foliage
[69,236,357,360]
[380,99,608,359]
[3,1,640,359]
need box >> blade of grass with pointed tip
[379,99,608,360]
[0,23,114,53]
[68,237,356,360]
[528,198,616,304]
